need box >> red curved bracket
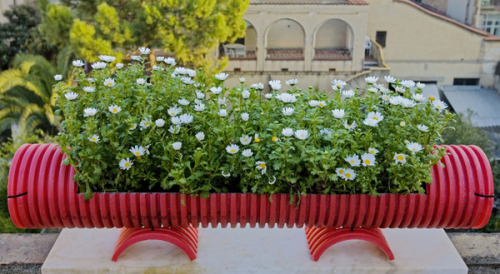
[112,225,199,261]
[305,227,394,261]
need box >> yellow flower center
[429,96,435,101]
[364,159,371,165]
[397,155,404,161]
[350,160,355,163]
[144,123,149,127]
[345,173,351,178]
[318,103,324,107]
[230,149,236,153]
[113,108,117,112]
[373,117,378,120]
[339,170,344,174]
[337,85,341,89]
[255,139,261,143]
[91,138,96,141]
[107,83,112,86]
[272,136,278,142]
[135,152,141,156]
[370,151,375,154]
[244,139,249,143]
[124,162,130,167]
[259,163,266,169]
[170,113,175,116]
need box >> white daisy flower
[276,93,297,103]
[269,176,277,185]
[91,62,106,70]
[240,135,252,145]
[254,134,261,143]
[210,86,222,95]
[108,105,121,114]
[407,142,423,154]
[400,80,415,88]
[417,124,429,132]
[195,91,205,99]
[171,116,181,125]
[394,86,406,93]
[139,47,150,55]
[368,147,379,155]
[345,154,361,167]
[87,78,96,82]
[129,124,137,130]
[195,132,205,141]
[116,63,124,69]
[172,142,182,150]
[336,168,346,179]
[265,93,273,99]
[432,100,448,111]
[332,109,345,119]
[282,128,294,137]
[363,118,379,127]
[221,171,231,178]
[242,149,253,157]
[181,77,195,85]
[242,89,250,99]
[218,98,227,105]
[331,79,347,91]
[136,78,146,85]
[155,119,165,127]
[164,57,176,66]
[319,128,332,136]
[294,129,309,140]
[416,82,426,89]
[251,83,264,90]
[103,78,115,87]
[367,111,384,123]
[169,125,181,134]
[343,169,356,180]
[72,60,84,67]
[361,153,376,166]
[131,55,142,61]
[65,92,78,100]
[83,87,95,93]
[367,86,378,93]
[256,161,267,174]
[180,114,193,124]
[269,80,282,91]
[309,100,319,107]
[156,56,164,62]
[54,74,63,81]
[365,76,378,84]
[130,146,145,157]
[384,75,396,83]
[119,158,133,170]
[226,144,240,154]
[317,100,327,107]
[178,99,189,106]
[88,134,99,143]
[342,89,355,98]
[286,79,298,86]
[401,98,417,108]
[239,77,246,83]
[219,109,228,117]
[412,94,426,102]
[389,96,404,105]
[139,120,151,130]
[344,120,356,130]
[83,108,98,117]
[241,113,249,121]
[380,94,391,102]
[194,103,205,112]
[282,107,294,116]
[394,153,407,164]
[98,55,115,62]
[272,136,280,142]
[215,72,229,81]
[168,106,182,116]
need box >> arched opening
[221,21,257,60]
[266,19,305,60]
[314,19,353,61]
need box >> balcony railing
[313,48,351,61]
[222,44,257,60]
[266,48,304,60]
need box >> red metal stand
[112,225,199,261]
[305,227,395,261]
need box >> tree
[0,54,59,138]
[38,0,249,71]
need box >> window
[482,14,500,35]
[453,78,479,85]
[376,31,387,47]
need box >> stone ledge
[447,232,500,269]
[0,233,59,265]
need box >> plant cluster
[55,49,452,199]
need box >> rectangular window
[453,78,479,85]
[376,31,387,47]
[482,14,500,35]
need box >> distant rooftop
[250,0,367,5]
[440,85,500,128]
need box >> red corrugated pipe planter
[7,143,494,261]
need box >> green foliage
[0,5,43,70]
[38,0,249,72]
[55,54,451,198]
[0,54,59,137]
[0,134,50,233]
